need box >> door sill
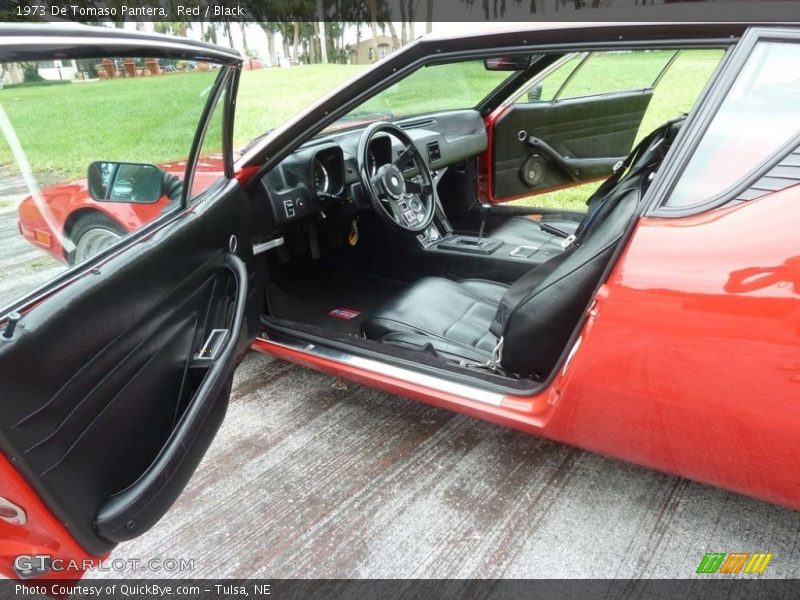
[254,335,508,407]
[255,316,544,399]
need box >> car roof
[0,23,241,65]
[420,2,796,42]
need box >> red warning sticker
[327,307,362,320]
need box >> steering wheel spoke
[387,199,406,224]
[393,145,417,170]
[404,178,431,196]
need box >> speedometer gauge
[313,160,329,195]
[368,150,378,177]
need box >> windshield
[325,60,513,132]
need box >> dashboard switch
[283,199,296,218]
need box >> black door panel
[493,91,652,199]
[0,180,256,555]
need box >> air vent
[734,148,800,203]
[400,117,436,130]
[427,141,441,163]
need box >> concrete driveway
[86,351,800,579]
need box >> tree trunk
[368,0,379,62]
[224,22,234,49]
[292,21,301,62]
[407,0,416,41]
[399,0,407,45]
[260,25,276,66]
[426,0,433,33]
[310,24,318,64]
[240,23,249,54]
[317,0,329,63]
[386,20,400,50]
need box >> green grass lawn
[0,65,367,181]
[235,64,366,149]
[0,49,722,207]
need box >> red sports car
[17,158,223,265]
[1,20,799,584]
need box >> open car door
[485,50,679,202]
[0,28,260,581]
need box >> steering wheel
[357,122,436,234]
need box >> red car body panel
[255,183,800,511]
[0,454,101,581]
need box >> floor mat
[267,273,407,337]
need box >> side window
[557,50,676,100]
[666,41,800,208]
[517,54,583,103]
[510,49,725,212]
[0,55,222,310]
[191,83,227,199]
[519,50,677,104]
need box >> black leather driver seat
[362,118,683,378]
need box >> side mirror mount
[87,161,165,203]
[527,84,544,102]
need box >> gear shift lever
[477,204,491,243]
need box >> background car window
[0,56,222,310]
[667,41,800,208]
[556,50,676,100]
[516,54,583,103]
[510,49,724,212]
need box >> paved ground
[0,184,63,309]
[85,351,800,580]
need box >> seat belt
[562,117,683,250]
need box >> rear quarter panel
[551,186,800,508]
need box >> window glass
[558,50,676,100]
[327,61,511,132]
[509,49,725,211]
[0,56,221,310]
[516,54,583,103]
[667,42,800,208]
[191,84,227,199]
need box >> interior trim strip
[257,336,506,407]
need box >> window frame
[550,49,680,103]
[648,27,800,218]
[0,36,238,316]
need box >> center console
[437,234,504,256]
[416,211,563,271]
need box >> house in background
[37,59,78,81]
[348,35,396,64]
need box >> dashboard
[258,109,488,229]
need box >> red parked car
[1,21,800,583]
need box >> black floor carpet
[267,273,407,337]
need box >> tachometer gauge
[313,159,329,195]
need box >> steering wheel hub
[378,164,406,199]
